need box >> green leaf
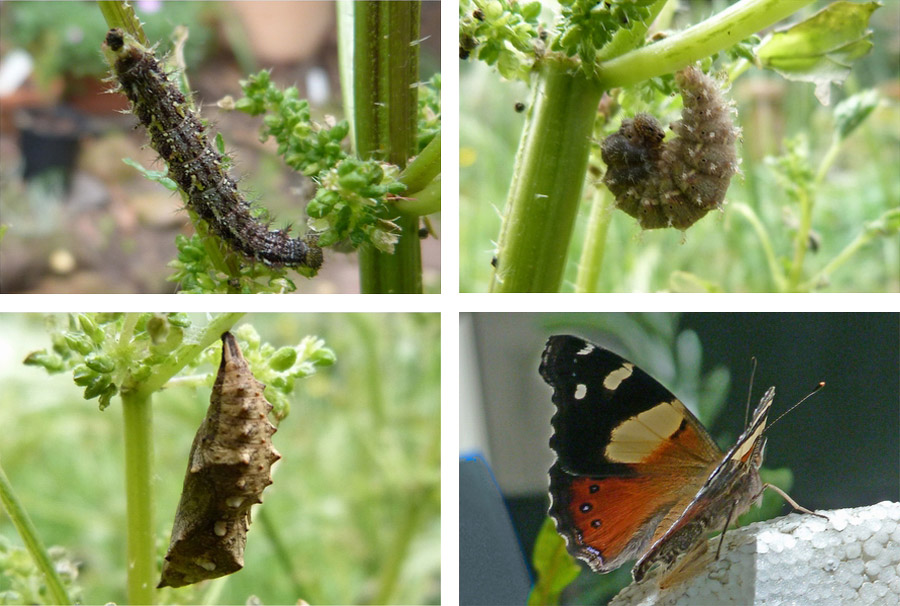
[528,517,581,605]
[122,157,178,191]
[756,1,879,104]
[833,89,879,141]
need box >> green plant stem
[351,1,423,293]
[257,507,311,599]
[788,187,813,291]
[490,58,603,292]
[575,187,614,292]
[97,0,146,44]
[0,463,72,605]
[815,136,843,186]
[731,202,787,291]
[594,0,816,90]
[799,208,900,291]
[121,389,156,605]
[394,176,440,217]
[373,496,424,605]
[399,131,440,196]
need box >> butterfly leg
[761,483,828,520]
[714,500,738,561]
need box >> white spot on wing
[575,384,587,400]
[603,363,634,391]
[576,344,595,356]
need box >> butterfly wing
[631,387,772,582]
[541,335,723,572]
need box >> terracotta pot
[230,1,334,63]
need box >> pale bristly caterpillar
[601,66,740,230]
[103,28,323,269]
[158,332,280,588]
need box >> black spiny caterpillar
[103,28,322,269]
[601,66,740,230]
[158,332,281,588]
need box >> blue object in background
[460,455,532,605]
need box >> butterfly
[540,335,824,587]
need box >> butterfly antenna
[763,382,825,436]
[744,357,758,427]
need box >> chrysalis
[601,66,740,230]
[158,332,281,588]
[102,28,323,269]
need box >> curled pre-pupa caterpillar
[158,332,280,588]
[103,28,323,269]
[601,66,740,230]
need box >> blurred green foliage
[0,313,440,605]
[1,1,212,88]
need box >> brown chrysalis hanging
[601,66,740,230]
[158,332,281,588]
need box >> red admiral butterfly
[540,335,823,587]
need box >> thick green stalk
[0,464,71,605]
[351,1,423,293]
[595,0,816,90]
[490,58,603,292]
[121,390,156,605]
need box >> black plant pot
[16,105,85,188]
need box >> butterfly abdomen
[601,66,740,230]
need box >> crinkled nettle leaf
[756,1,879,105]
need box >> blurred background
[0,313,440,604]
[460,0,899,292]
[0,1,440,293]
[460,312,899,603]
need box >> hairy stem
[490,58,603,292]
[350,1,423,293]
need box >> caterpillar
[103,28,323,269]
[158,332,281,588]
[601,66,740,230]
